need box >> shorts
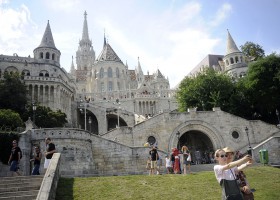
[150,160,157,169]
[10,161,19,172]
[44,159,51,169]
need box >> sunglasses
[219,154,228,158]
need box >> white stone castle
[1,11,279,178]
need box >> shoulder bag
[222,169,244,200]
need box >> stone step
[0,190,39,198]
[0,194,37,200]
[0,182,41,189]
[0,185,40,193]
[0,177,43,185]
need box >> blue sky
[0,0,279,88]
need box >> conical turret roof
[226,30,240,55]
[37,20,57,50]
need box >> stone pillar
[18,131,32,176]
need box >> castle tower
[223,30,247,79]
[76,11,96,93]
[70,56,76,78]
[33,20,61,67]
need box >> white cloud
[42,0,82,12]
[210,3,232,27]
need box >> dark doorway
[178,130,214,164]
[107,114,127,131]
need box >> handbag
[242,191,254,200]
[222,169,244,200]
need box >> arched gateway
[168,120,225,155]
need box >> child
[165,155,173,174]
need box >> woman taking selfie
[214,149,252,200]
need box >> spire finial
[84,11,87,19]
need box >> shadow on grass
[55,177,74,200]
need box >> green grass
[56,166,280,200]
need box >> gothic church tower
[75,11,96,93]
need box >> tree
[0,72,27,115]
[176,68,235,112]
[22,105,67,128]
[240,41,265,60]
[243,53,280,124]
[0,109,24,130]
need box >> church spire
[226,30,241,55]
[82,11,90,41]
[103,29,107,47]
[38,20,57,49]
[70,56,75,74]
[137,57,143,74]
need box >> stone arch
[168,120,225,153]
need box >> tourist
[149,146,158,175]
[30,146,42,175]
[8,140,22,176]
[172,147,180,174]
[214,149,252,200]
[165,155,173,174]
[223,147,254,200]
[181,146,191,174]
[44,137,56,170]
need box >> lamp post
[32,103,37,125]
[245,127,252,155]
[276,109,280,126]
[88,116,92,133]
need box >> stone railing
[36,153,61,200]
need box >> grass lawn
[56,166,280,200]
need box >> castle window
[235,56,239,63]
[230,57,234,64]
[116,68,119,78]
[117,82,120,90]
[108,81,113,91]
[100,68,104,78]
[232,131,239,139]
[108,67,112,78]
[39,73,43,77]
[240,56,243,62]
[46,52,50,59]
[147,136,156,145]
[226,60,229,66]
[52,53,55,60]
[40,52,43,59]
[94,70,97,79]
[45,73,49,77]
[101,82,105,92]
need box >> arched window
[45,73,49,77]
[101,82,105,92]
[235,56,239,63]
[230,57,234,64]
[39,73,43,76]
[240,56,243,62]
[116,68,119,78]
[40,52,43,59]
[108,81,113,91]
[94,70,97,79]
[52,53,55,60]
[108,67,112,78]
[100,68,104,78]
[46,52,50,59]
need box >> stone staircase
[0,175,43,200]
